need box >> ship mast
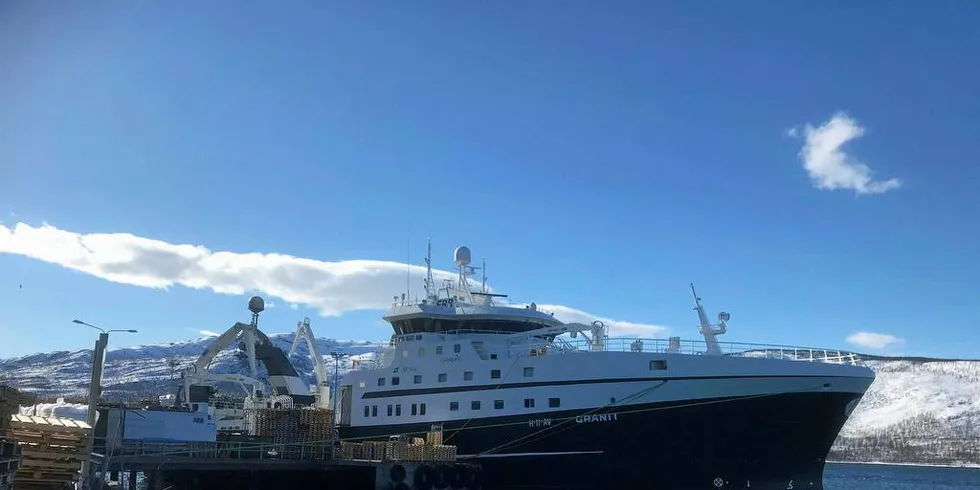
[691,283,729,355]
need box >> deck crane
[178,296,315,420]
[289,317,331,409]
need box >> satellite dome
[454,246,472,267]
[248,296,266,314]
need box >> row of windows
[362,397,561,418]
[364,402,428,417]
[378,367,535,387]
[449,397,560,411]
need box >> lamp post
[73,319,136,490]
[327,352,345,415]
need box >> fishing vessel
[334,243,875,490]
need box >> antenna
[406,235,411,300]
[481,257,487,294]
[424,238,436,301]
[690,283,727,355]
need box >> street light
[73,319,136,490]
[72,319,138,334]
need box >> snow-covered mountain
[2,338,978,464]
[0,333,385,403]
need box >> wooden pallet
[7,415,91,490]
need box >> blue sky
[1,2,978,359]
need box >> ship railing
[389,297,556,315]
[551,337,863,365]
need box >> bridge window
[454,344,461,354]
[471,401,481,410]
[372,405,378,417]
[414,374,422,384]
[359,381,365,388]
[436,345,444,355]
[418,347,425,357]
[392,376,400,385]
[650,360,668,370]
[525,398,535,408]
[364,405,370,417]
[490,369,501,379]
[420,403,426,415]
[377,378,385,387]
[411,404,418,416]
[464,371,473,381]
[490,353,498,360]
[524,367,534,377]
[548,398,560,408]
[494,400,504,410]
[395,404,402,416]
[438,373,447,383]
[387,405,393,416]
[450,402,459,411]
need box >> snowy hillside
[0,333,385,402]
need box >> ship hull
[339,389,866,490]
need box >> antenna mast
[424,238,436,301]
[691,283,728,355]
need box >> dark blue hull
[339,391,863,490]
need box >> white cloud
[199,330,221,338]
[0,222,668,336]
[536,304,668,337]
[790,112,902,195]
[846,331,905,350]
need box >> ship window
[454,343,461,353]
[524,367,534,377]
[494,400,504,410]
[490,353,498,360]
[377,378,385,387]
[471,401,481,410]
[411,404,418,416]
[372,405,378,417]
[416,334,422,340]
[549,398,560,408]
[650,360,668,370]
[436,345,444,355]
[395,404,402,416]
[392,376,400,385]
[387,405,393,416]
[414,374,422,384]
[403,350,409,358]
[525,398,535,408]
[418,347,425,357]
[438,373,447,383]
[450,402,459,411]
[464,371,473,381]
[364,405,370,417]
[358,381,366,388]
[490,369,501,379]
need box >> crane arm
[290,317,329,389]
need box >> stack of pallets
[251,408,333,459]
[1,386,26,490]
[337,439,457,463]
[6,414,91,490]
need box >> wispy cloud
[789,112,901,195]
[846,331,904,350]
[199,330,221,338]
[0,222,667,337]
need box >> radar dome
[248,296,266,314]
[454,246,472,267]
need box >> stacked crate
[6,414,91,490]
[1,386,25,490]
[337,439,457,463]
[251,408,333,459]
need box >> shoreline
[827,460,980,470]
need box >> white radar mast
[691,283,729,355]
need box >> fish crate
[337,441,388,461]
[252,408,333,445]
[6,414,91,490]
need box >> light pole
[328,352,345,415]
[73,319,136,490]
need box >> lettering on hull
[575,413,619,424]
[528,418,552,428]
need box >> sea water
[825,463,980,490]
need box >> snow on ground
[842,360,980,436]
